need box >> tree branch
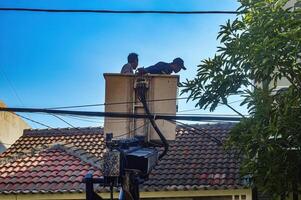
[246,79,259,90]
[223,102,246,118]
[283,73,301,91]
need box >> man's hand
[136,68,146,75]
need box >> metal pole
[85,173,94,200]
[110,182,114,200]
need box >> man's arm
[143,62,165,74]
[143,65,157,74]
[137,62,171,75]
[121,64,133,74]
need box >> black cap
[173,57,186,70]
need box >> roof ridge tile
[48,143,103,170]
[23,127,103,137]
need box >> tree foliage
[181,0,301,196]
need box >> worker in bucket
[120,53,139,74]
[137,57,186,75]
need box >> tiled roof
[0,123,245,194]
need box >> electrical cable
[59,114,126,121]
[59,115,103,123]
[78,116,128,122]
[15,114,79,135]
[58,114,137,124]
[47,97,189,110]
[167,119,223,146]
[48,111,244,122]
[49,114,79,129]
[0,69,37,128]
[177,99,243,113]
[0,8,239,15]
[13,113,53,129]
[10,112,78,136]
[135,79,169,160]
[0,107,242,121]
[113,122,149,139]
[47,96,243,111]
[11,112,78,133]
[0,70,24,108]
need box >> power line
[0,107,242,121]
[47,97,243,110]
[15,113,84,135]
[0,8,239,15]
[0,70,24,107]
[167,119,223,145]
[47,97,189,110]
[61,115,103,123]
[55,112,245,123]
[177,99,243,113]
[113,122,149,139]
[61,114,150,125]
[62,115,132,124]
[0,69,37,128]
[14,113,53,129]
[67,122,150,150]
[50,114,78,129]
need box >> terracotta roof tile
[0,123,246,194]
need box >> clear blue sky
[0,0,244,129]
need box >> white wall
[0,101,30,153]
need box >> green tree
[181,0,301,197]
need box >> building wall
[279,0,300,89]
[0,101,30,153]
[256,0,299,91]
[0,189,253,200]
[284,0,299,10]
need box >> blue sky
[0,0,244,129]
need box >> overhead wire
[167,119,223,146]
[59,98,244,119]
[43,112,244,128]
[0,98,244,129]
[0,69,37,128]
[177,99,243,113]
[1,116,143,146]
[14,113,93,135]
[49,114,79,129]
[14,113,53,129]
[0,70,25,108]
[58,114,125,121]
[24,111,149,139]
[112,122,149,139]
[0,107,243,121]
[58,114,133,124]
[46,96,243,111]
[0,97,244,130]
[47,97,189,110]
[60,122,150,149]
[0,8,239,15]
[2,100,236,149]
[60,115,103,123]
[4,110,83,137]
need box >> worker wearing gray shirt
[121,53,139,74]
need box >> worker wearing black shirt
[137,57,186,75]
